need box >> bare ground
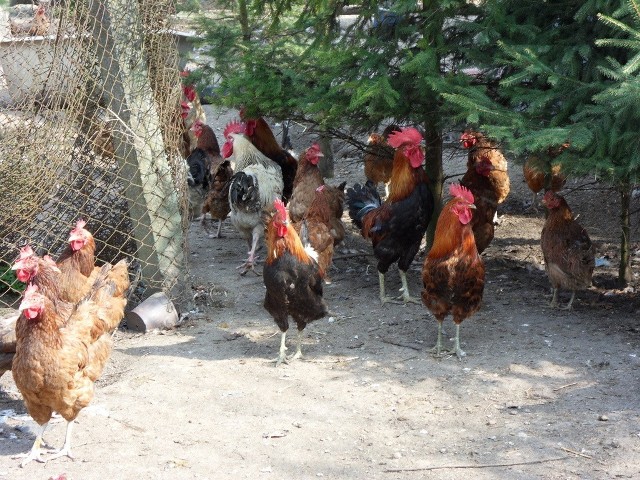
[1,106,640,479]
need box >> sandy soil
[1,106,640,480]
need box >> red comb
[18,245,34,259]
[387,127,423,149]
[23,283,39,298]
[274,198,287,215]
[316,185,325,193]
[449,183,475,204]
[223,120,246,139]
[75,219,86,230]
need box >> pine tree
[443,0,640,285]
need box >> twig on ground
[380,337,423,351]
[383,455,570,473]
[559,446,592,459]
[553,382,579,392]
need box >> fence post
[87,0,184,290]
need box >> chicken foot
[378,272,401,305]
[15,422,49,467]
[431,323,466,360]
[396,271,421,304]
[286,330,304,362]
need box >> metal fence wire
[0,0,189,308]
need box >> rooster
[201,159,233,238]
[541,191,595,309]
[12,259,129,466]
[347,127,433,305]
[186,120,221,190]
[263,199,328,366]
[240,113,298,203]
[422,184,485,359]
[222,120,284,274]
[363,124,401,197]
[523,144,569,211]
[460,130,509,223]
[460,156,498,254]
[288,143,346,247]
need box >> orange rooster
[347,127,434,305]
[294,185,336,283]
[263,199,328,366]
[422,184,485,359]
[541,191,594,309]
[12,259,129,466]
[288,143,346,246]
[523,144,569,210]
[460,156,498,254]
[240,113,298,203]
[201,159,233,238]
[460,130,510,223]
[363,124,401,197]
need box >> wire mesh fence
[0,0,189,308]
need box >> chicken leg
[47,420,74,462]
[378,272,400,305]
[431,321,445,356]
[286,330,304,362]
[397,270,421,304]
[237,231,261,276]
[274,332,288,367]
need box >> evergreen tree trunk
[423,122,443,250]
[237,0,250,41]
[619,182,633,286]
[318,133,334,179]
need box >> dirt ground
[1,105,640,480]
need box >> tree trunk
[237,0,250,41]
[318,133,334,179]
[423,122,443,250]
[619,182,633,286]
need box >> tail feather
[346,180,381,229]
[229,171,261,212]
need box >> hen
[294,185,336,283]
[347,127,433,305]
[222,120,284,274]
[240,113,298,203]
[10,4,50,37]
[541,191,595,309]
[363,124,401,197]
[523,144,568,211]
[461,130,510,222]
[422,184,485,359]
[460,156,498,254]
[12,260,129,466]
[288,143,346,247]
[263,199,328,366]
[201,159,233,238]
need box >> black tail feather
[346,180,381,229]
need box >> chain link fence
[0,0,189,308]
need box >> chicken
[263,199,328,366]
[288,143,346,247]
[12,246,68,301]
[12,260,129,466]
[347,127,434,305]
[222,120,284,274]
[460,156,498,254]
[186,120,221,190]
[180,70,207,156]
[523,144,568,210]
[240,113,298,203]
[293,185,336,283]
[10,4,50,37]
[460,130,510,222]
[541,191,595,309]
[363,124,401,197]
[201,159,233,238]
[57,219,97,279]
[421,184,485,359]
